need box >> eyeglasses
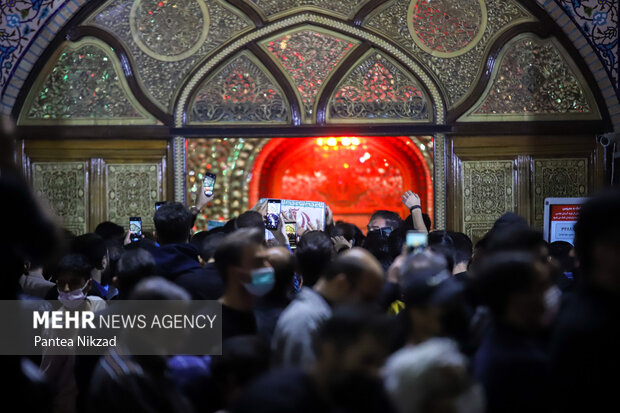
[367,227,393,238]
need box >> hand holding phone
[285,221,297,249]
[406,230,427,253]
[129,217,142,243]
[265,199,281,230]
[203,173,216,197]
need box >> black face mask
[364,229,391,255]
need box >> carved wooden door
[446,135,603,244]
[19,140,172,235]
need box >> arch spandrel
[18,37,157,125]
[187,51,291,125]
[326,49,433,123]
[459,33,601,122]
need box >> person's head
[312,306,390,409]
[548,241,575,273]
[383,338,482,413]
[487,227,548,263]
[319,248,385,305]
[264,247,296,301]
[448,232,473,270]
[574,190,620,294]
[491,212,528,233]
[214,228,273,298]
[428,231,456,273]
[94,221,125,244]
[295,230,334,286]
[129,276,191,300]
[401,250,463,344]
[55,254,93,309]
[368,210,402,232]
[363,227,392,271]
[153,202,193,245]
[199,230,227,264]
[473,252,551,331]
[114,248,157,299]
[71,233,108,272]
[235,211,266,232]
[331,221,365,247]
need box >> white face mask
[243,267,275,297]
[58,282,89,310]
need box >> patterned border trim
[433,133,446,230]
[173,135,186,202]
[175,13,447,127]
[537,0,620,131]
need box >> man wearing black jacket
[150,202,223,299]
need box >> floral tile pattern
[555,0,619,91]
[0,0,66,98]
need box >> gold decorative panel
[407,0,487,57]
[327,51,431,123]
[129,0,210,62]
[462,34,599,121]
[365,0,533,106]
[20,38,156,125]
[106,163,161,231]
[32,162,88,235]
[260,28,359,121]
[175,13,447,126]
[186,138,269,229]
[532,158,587,228]
[248,0,365,20]
[88,0,252,112]
[462,160,515,242]
[189,52,290,124]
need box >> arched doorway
[249,136,433,230]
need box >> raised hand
[401,190,421,210]
[331,235,352,253]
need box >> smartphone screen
[265,199,281,230]
[155,201,166,211]
[406,231,427,253]
[129,217,142,243]
[203,173,216,197]
[285,221,297,249]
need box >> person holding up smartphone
[189,174,216,225]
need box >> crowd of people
[3,160,620,413]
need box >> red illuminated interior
[249,136,433,230]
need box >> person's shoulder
[87,295,107,312]
[278,289,329,323]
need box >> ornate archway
[248,136,433,229]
